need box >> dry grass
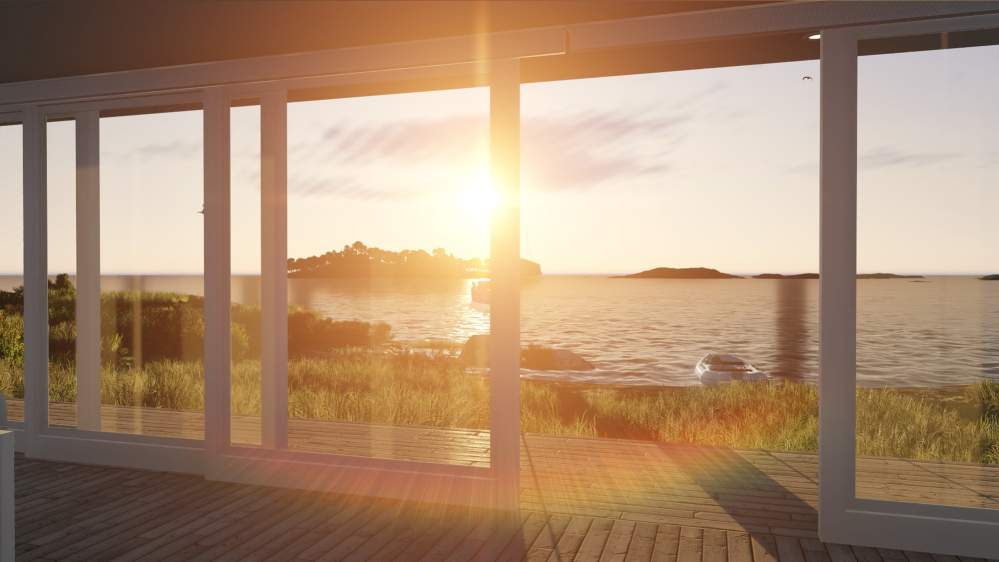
[2,352,996,464]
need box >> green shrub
[0,277,391,369]
[0,312,24,366]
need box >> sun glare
[460,171,499,221]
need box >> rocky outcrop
[460,335,595,371]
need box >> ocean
[3,274,997,388]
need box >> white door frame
[819,13,999,557]
[202,63,523,510]
[14,68,523,507]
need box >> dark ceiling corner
[0,0,778,84]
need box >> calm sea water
[3,274,997,388]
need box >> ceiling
[1,0,783,85]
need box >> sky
[0,45,997,276]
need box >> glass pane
[520,64,820,523]
[286,88,490,466]
[99,109,204,439]
[231,103,262,447]
[47,120,77,428]
[856,33,999,508]
[0,123,23,423]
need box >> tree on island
[288,241,541,278]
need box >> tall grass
[2,351,996,464]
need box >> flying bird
[802,75,813,81]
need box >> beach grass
[3,351,996,464]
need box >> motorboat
[695,353,768,384]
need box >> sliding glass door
[819,14,999,557]
[205,62,523,509]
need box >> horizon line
[0,270,995,278]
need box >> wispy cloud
[287,108,691,199]
[860,147,960,170]
[522,111,688,192]
[101,140,202,162]
[783,146,963,177]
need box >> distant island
[857,273,924,279]
[288,241,541,278]
[753,273,819,279]
[981,274,999,281]
[613,268,931,280]
[614,267,741,279]
[754,273,923,279]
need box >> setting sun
[460,170,499,221]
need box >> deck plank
[651,524,681,562]
[8,408,998,562]
[676,526,703,562]
[525,514,572,562]
[751,534,780,562]
[573,517,614,562]
[624,522,659,562]
[600,519,637,562]
[703,529,729,562]
[727,532,754,562]
[494,512,552,562]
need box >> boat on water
[471,281,490,306]
[695,353,768,384]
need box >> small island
[614,267,741,279]
[288,241,541,278]
[751,273,926,280]
[753,273,819,279]
[857,273,924,279]
[981,274,999,281]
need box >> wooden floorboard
[8,399,999,559]
[25,452,974,562]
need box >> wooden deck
[13,454,999,561]
[8,401,999,559]
[13,400,999,515]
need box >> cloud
[784,147,963,177]
[860,147,960,170]
[522,112,688,192]
[134,140,201,159]
[101,140,201,162]
[287,109,690,199]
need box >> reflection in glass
[231,104,262,446]
[283,88,491,466]
[0,124,24,422]
[855,38,999,508]
[47,120,77,428]
[774,280,808,382]
[97,110,204,439]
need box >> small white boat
[695,353,768,384]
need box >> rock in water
[460,336,595,371]
[526,348,596,371]
[460,334,491,367]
